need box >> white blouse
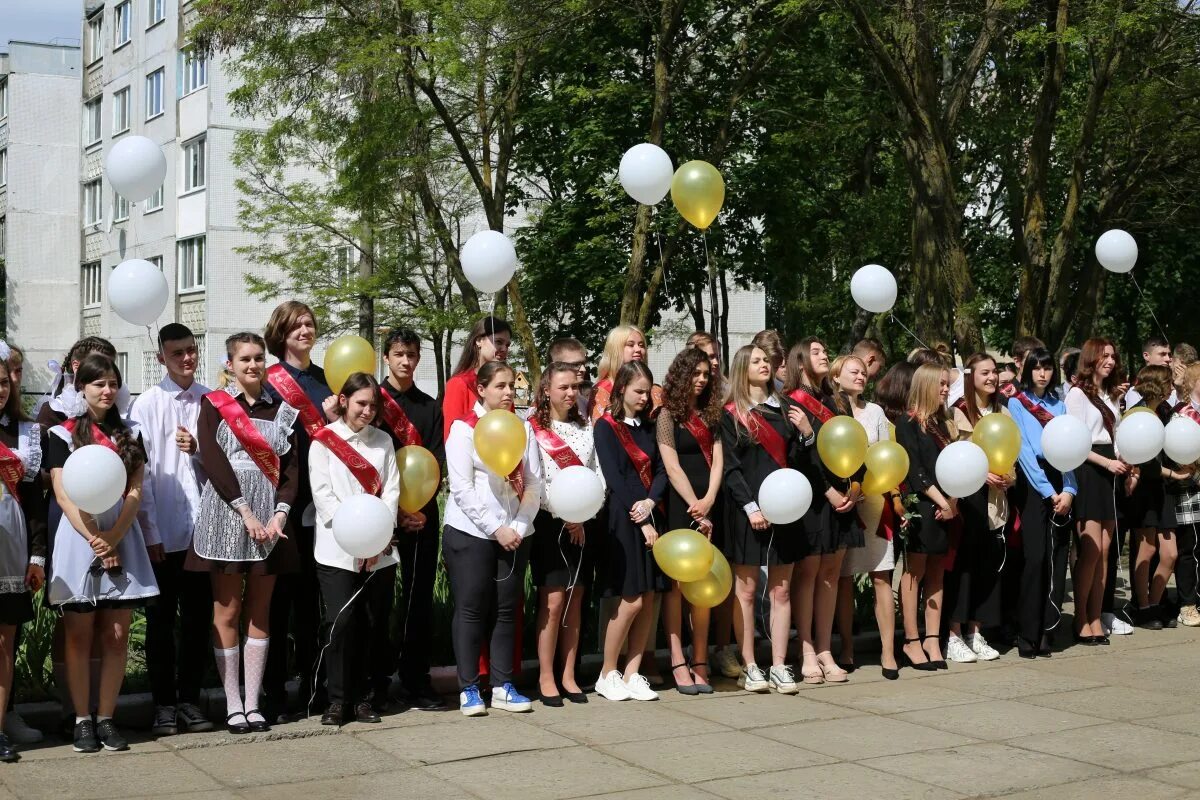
[853,401,890,445]
[535,418,605,512]
[309,419,401,572]
[445,402,543,540]
[1065,386,1120,446]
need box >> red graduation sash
[62,418,118,453]
[312,427,382,496]
[462,412,525,499]
[789,386,835,424]
[589,377,614,420]
[681,412,714,468]
[266,364,326,438]
[600,413,653,491]
[1175,402,1200,426]
[999,381,1019,399]
[378,386,422,447]
[528,416,584,470]
[1015,392,1057,427]
[206,391,281,487]
[0,439,26,501]
[725,402,788,469]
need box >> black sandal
[689,662,714,694]
[922,635,948,670]
[671,663,700,696]
[226,712,250,734]
[900,637,935,671]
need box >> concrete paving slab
[924,664,1104,700]
[980,774,1187,800]
[670,691,860,730]
[571,787,720,800]
[752,714,977,760]
[895,699,1108,741]
[1145,760,1200,791]
[178,731,407,788]
[354,714,576,764]
[697,761,961,800]
[1013,720,1200,771]
[1,751,223,800]
[808,679,988,715]
[601,729,833,784]
[534,700,730,745]
[1020,685,1191,721]
[862,741,1106,795]
[236,767,478,800]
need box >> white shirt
[131,376,209,551]
[1126,386,1178,409]
[445,402,543,539]
[1065,385,1120,445]
[309,419,401,572]
[535,418,605,512]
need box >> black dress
[1119,401,1170,529]
[657,413,722,548]
[594,416,668,597]
[789,386,865,555]
[946,411,1006,626]
[895,415,951,555]
[0,421,46,624]
[721,399,812,566]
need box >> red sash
[725,402,788,469]
[1015,392,1057,427]
[600,413,653,491]
[789,386,835,424]
[312,427,382,496]
[0,439,26,500]
[681,412,714,468]
[1175,402,1200,426]
[266,364,326,438]
[589,378,614,420]
[61,418,118,453]
[999,381,1019,399]
[378,386,422,447]
[206,391,281,487]
[462,412,525,499]
[528,416,584,470]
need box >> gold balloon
[680,549,733,609]
[970,413,1022,474]
[397,445,440,514]
[325,335,377,394]
[1123,406,1152,420]
[475,409,527,477]
[816,415,869,479]
[860,440,910,496]
[653,529,716,583]
[670,160,725,230]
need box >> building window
[146,0,165,27]
[182,136,206,192]
[83,180,103,226]
[177,236,205,291]
[81,262,102,308]
[144,185,163,213]
[334,245,357,281]
[0,80,8,120]
[114,2,132,48]
[0,150,6,188]
[145,68,164,119]
[147,255,163,270]
[83,97,102,146]
[113,193,129,222]
[115,352,129,380]
[112,87,131,135]
[181,50,208,95]
[86,15,103,64]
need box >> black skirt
[0,591,33,625]
[724,512,805,567]
[596,496,667,597]
[1120,460,1166,529]
[946,488,1004,625]
[530,509,591,589]
[1075,444,1118,523]
[802,498,865,557]
[904,499,949,556]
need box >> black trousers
[1176,520,1200,606]
[146,550,213,706]
[265,523,323,709]
[316,563,394,709]
[395,506,441,689]
[442,525,529,690]
[1014,476,1060,645]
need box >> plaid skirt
[1176,490,1200,525]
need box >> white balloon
[1041,415,1092,472]
[109,258,169,326]
[757,468,813,525]
[1115,411,1164,465]
[935,441,990,498]
[104,135,167,203]
[549,465,605,524]
[1165,416,1200,465]
[62,445,127,514]
[618,143,674,205]
[460,230,517,294]
[1095,229,1138,274]
[332,494,395,559]
[850,264,898,313]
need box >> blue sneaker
[459,685,487,717]
[490,682,533,713]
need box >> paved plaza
[2,626,1200,799]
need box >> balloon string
[558,522,583,628]
[653,205,669,297]
[890,313,931,350]
[1130,275,1168,341]
[703,231,715,334]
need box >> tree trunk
[358,222,375,340]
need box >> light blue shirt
[1008,392,1078,500]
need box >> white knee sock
[214,645,242,716]
[242,637,270,715]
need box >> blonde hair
[1182,362,1200,402]
[726,345,778,426]
[907,363,950,424]
[830,355,867,415]
[597,324,646,383]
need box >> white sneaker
[768,664,799,695]
[1104,612,1133,635]
[3,710,43,744]
[737,663,770,693]
[713,645,741,678]
[966,633,999,661]
[624,672,659,702]
[595,670,633,701]
[946,635,977,663]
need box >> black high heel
[922,635,948,670]
[900,637,936,672]
[881,664,900,681]
[671,663,701,696]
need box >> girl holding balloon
[187,333,300,735]
[784,338,863,685]
[894,363,956,671]
[443,361,542,716]
[721,345,808,695]
[442,317,513,439]
[47,354,157,753]
[657,348,724,695]
[308,372,401,726]
[530,362,603,706]
[945,354,1013,664]
[594,361,667,702]
[1008,348,1076,657]
[1064,338,1129,644]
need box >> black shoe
[881,666,900,681]
[838,660,857,675]
[1160,603,1179,628]
[225,712,251,734]
[320,704,344,727]
[400,684,447,711]
[95,719,128,752]
[922,635,948,670]
[0,733,18,763]
[244,709,271,733]
[900,638,936,671]
[564,690,588,704]
[1135,606,1165,630]
[1038,634,1054,657]
[354,702,381,723]
[261,696,287,726]
[72,719,100,753]
[541,693,564,708]
[1016,638,1038,659]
